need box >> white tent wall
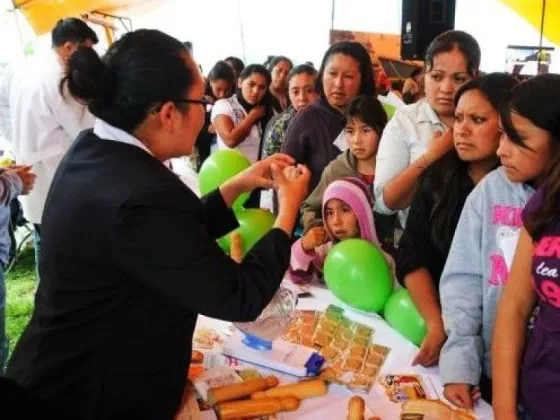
[131,0,559,75]
[0,0,558,74]
[131,0,403,72]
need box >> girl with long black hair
[439,75,558,410]
[212,64,275,163]
[191,61,235,170]
[396,73,517,368]
[267,55,293,113]
[492,74,560,420]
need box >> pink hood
[321,177,381,246]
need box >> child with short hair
[300,95,387,230]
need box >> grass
[5,249,36,353]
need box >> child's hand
[443,383,480,410]
[412,324,447,367]
[301,226,328,253]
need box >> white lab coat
[0,50,94,224]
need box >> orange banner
[12,0,162,35]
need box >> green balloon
[324,239,393,313]
[217,236,230,255]
[199,150,251,210]
[382,102,397,120]
[383,289,427,346]
[219,209,276,256]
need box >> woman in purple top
[282,42,376,195]
[492,74,560,420]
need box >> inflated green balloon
[199,150,251,210]
[216,236,230,254]
[324,239,393,313]
[382,102,397,119]
[219,209,276,256]
[384,289,427,346]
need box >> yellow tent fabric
[500,0,560,45]
[12,0,161,35]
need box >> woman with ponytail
[6,29,311,420]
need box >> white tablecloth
[195,282,494,419]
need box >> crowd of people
[0,16,557,420]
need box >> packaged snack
[400,400,476,420]
[282,305,389,393]
[379,374,429,403]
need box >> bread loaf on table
[217,396,300,419]
[208,376,279,405]
[230,232,243,263]
[347,395,365,420]
[251,379,327,400]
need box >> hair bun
[66,46,113,103]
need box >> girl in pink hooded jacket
[288,177,389,284]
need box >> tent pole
[331,0,335,30]
[537,0,546,73]
[238,0,246,63]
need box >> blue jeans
[0,269,7,373]
[33,224,41,285]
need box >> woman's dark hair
[345,95,388,135]
[410,68,422,79]
[52,18,98,47]
[267,56,294,73]
[205,61,235,98]
[425,30,481,77]
[224,56,245,75]
[287,64,317,84]
[238,64,272,86]
[316,42,376,98]
[504,74,560,239]
[455,72,518,109]
[428,72,517,253]
[61,29,193,133]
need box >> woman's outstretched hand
[220,154,294,207]
[271,163,311,236]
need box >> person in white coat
[0,18,98,279]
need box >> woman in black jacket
[6,30,310,420]
[395,73,516,368]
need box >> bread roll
[217,396,300,419]
[208,376,279,405]
[251,379,327,400]
[230,232,243,263]
[347,395,365,420]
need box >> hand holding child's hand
[301,226,328,253]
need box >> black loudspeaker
[401,0,456,61]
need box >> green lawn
[5,249,36,354]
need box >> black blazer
[7,130,291,420]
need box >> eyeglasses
[151,98,214,114]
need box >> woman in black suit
[6,29,310,420]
